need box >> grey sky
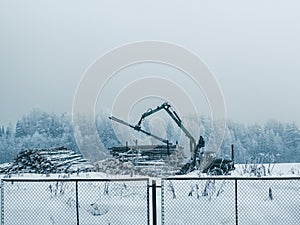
[1,0,300,126]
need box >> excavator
[109,102,235,175]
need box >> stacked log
[0,147,95,174]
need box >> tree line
[0,109,299,164]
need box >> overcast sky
[1,0,300,126]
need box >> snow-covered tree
[1,109,300,164]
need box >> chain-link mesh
[162,177,300,225]
[77,179,149,225]
[237,178,300,225]
[162,178,236,225]
[2,180,77,225]
[1,178,149,225]
[1,177,299,225]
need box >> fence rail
[1,177,300,225]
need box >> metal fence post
[152,180,157,225]
[161,179,164,225]
[147,179,150,225]
[75,180,79,225]
[235,179,238,225]
[1,180,3,225]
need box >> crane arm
[109,116,169,144]
[136,103,168,127]
[136,102,197,154]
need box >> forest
[0,109,300,164]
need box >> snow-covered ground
[180,163,300,178]
[0,163,300,225]
[232,163,300,177]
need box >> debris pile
[95,158,135,176]
[95,156,183,177]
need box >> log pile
[0,147,95,174]
[95,158,134,176]
[95,156,182,177]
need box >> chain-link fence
[162,177,300,225]
[1,178,149,225]
[1,177,300,225]
[237,178,300,225]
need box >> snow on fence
[0,178,149,225]
[161,177,300,225]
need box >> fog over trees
[1,109,300,164]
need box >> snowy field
[0,163,300,225]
